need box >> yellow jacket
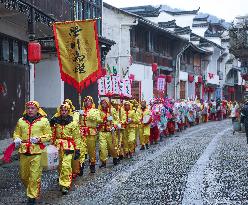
[121,109,139,129]
[79,108,101,136]
[138,108,152,135]
[98,109,118,131]
[52,120,80,151]
[13,116,52,154]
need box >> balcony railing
[131,47,173,67]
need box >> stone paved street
[1,120,248,205]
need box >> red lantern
[188,74,194,83]
[166,75,172,83]
[129,74,135,81]
[228,86,235,93]
[204,86,209,93]
[208,87,214,93]
[101,69,107,77]
[242,74,248,81]
[28,41,41,63]
[198,75,203,83]
[152,63,158,72]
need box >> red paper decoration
[152,63,158,72]
[188,74,194,83]
[166,75,172,83]
[198,75,203,83]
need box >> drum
[143,115,151,124]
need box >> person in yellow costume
[79,96,101,173]
[13,101,51,205]
[51,104,81,195]
[61,99,86,178]
[111,99,124,160]
[98,99,119,167]
[121,101,139,158]
[63,99,81,123]
[130,99,141,150]
[138,100,152,150]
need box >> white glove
[14,138,22,148]
[107,116,113,121]
[128,118,132,123]
[30,137,40,144]
[117,124,122,129]
[79,110,84,115]
[110,127,115,132]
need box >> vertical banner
[104,75,113,95]
[124,79,132,98]
[98,77,105,96]
[119,79,125,97]
[53,20,101,93]
[112,75,120,95]
[157,77,165,91]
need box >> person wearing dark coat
[241,100,248,144]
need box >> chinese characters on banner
[124,79,132,98]
[112,75,120,95]
[98,77,105,96]
[157,77,165,91]
[104,75,113,95]
[53,20,101,93]
[98,75,132,98]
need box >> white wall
[191,27,208,38]
[34,55,63,108]
[129,63,153,102]
[205,37,222,46]
[102,6,136,76]
[147,12,196,29]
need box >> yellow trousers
[20,154,42,199]
[59,151,73,188]
[139,128,150,146]
[86,135,97,165]
[72,138,87,175]
[99,132,117,162]
[123,128,136,155]
[116,130,124,157]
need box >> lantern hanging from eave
[198,75,203,83]
[242,74,248,81]
[152,63,158,72]
[188,74,194,83]
[166,75,172,83]
[208,87,214,93]
[228,86,235,93]
[28,41,41,63]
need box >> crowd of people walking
[10,97,239,204]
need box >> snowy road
[1,120,248,205]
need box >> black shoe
[145,144,149,149]
[78,163,85,176]
[118,155,124,160]
[99,162,106,168]
[140,145,145,150]
[27,198,36,205]
[61,187,69,195]
[90,165,96,173]
[113,158,118,166]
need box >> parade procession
[1,0,248,204]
